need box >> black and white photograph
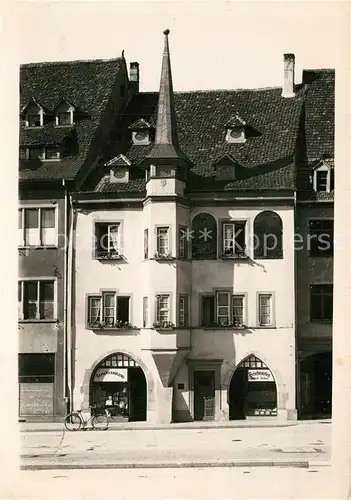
[0,1,349,498]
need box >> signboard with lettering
[94,368,128,382]
[247,369,274,382]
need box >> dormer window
[22,145,61,161]
[22,99,44,128]
[54,100,75,127]
[128,119,152,145]
[312,160,334,193]
[225,114,246,144]
[105,154,131,183]
[214,155,241,180]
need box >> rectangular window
[27,114,41,127]
[310,284,333,321]
[95,223,121,257]
[232,295,245,326]
[201,295,215,326]
[156,294,170,324]
[221,221,246,256]
[144,229,149,259]
[309,219,334,258]
[28,147,44,160]
[316,171,328,191]
[258,294,272,326]
[179,295,189,327]
[18,354,55,383]
[217,291,230,326]
[19,207,57,247]
[57,112,71,126]
[143,297,148,327]
[19,147,27,160]
[88,293,130,326]
[179,226,189,259]
[19,280,55,320]
[156,227,170,256]
[45,146,60,160]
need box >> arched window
[253,211,283,259]
[191,213,217,260]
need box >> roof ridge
[21,57,123,68]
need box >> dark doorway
[299,351,332,419]
[229,355,277,419]
[194,370,215,421]
[128,367,147,421]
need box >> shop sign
[94,368,128,382]
[247,369,274,382]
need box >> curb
[20,459,317,471]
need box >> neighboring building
[70,31,306,423]
[18,56,132,420]
[295,69,334,419]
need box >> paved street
[4,466,338,500]
[20,422,331,469]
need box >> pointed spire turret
[147,29,190,163]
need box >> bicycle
[64,406,110,431]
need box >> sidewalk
[19,418,330,433]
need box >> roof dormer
[105,154,131,183]
[311,159,334,193]
[214,154,242,180]
[54,99,75,126]
[21,98,45,128]
[128,118,152,145]
[225,114,246,144]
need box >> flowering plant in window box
[203,321,246,329]
[88,320,136,330]
[95,251,123,260]
[154,252,174,261]
[220,248,247,260]
[153,321,175,330]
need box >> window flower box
[154,252,175,261]
[95,251,123,261]
[87,320,136,330]
[202,322,247,330]
[220,250,248,260]
[153,321,175,330]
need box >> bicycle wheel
[64,413,82,431]
[92,414,109,430]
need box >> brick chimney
[282,53,295,98]
[129,62,139,93]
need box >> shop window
[191,213,217,260]
[18,207,57,247]
[88,293,130,327]
[254,211,283,259]
[201,293,246,327]
[18,280,55,320]
[310,284,333,322]
[95,222,121,259]
[18,354,55,383]
[221,221,247,258]
[156,226,170,257]
[309,219,334,257]
[178,295,189,327]
[258,294,273,327]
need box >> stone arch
[253,210,283,259]
[223,351,286,415]
[80,349,156,415]
[191,212,218,260]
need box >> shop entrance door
[194,370,215,421]
[229,368,247,419]
[128,367,147,421]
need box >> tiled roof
[304,70,334,162]
[128,118,152,130]
[87,87,304,193]
[19,58,124,181]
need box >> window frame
[86,291,132,327]
[309,284,333,322]
[94,221,123,259]
[21,146,61,161]
[257,292,275,328]
[144,229,149,259]
[313,165,334,193]
[142,296,148,327]
[155,293,172,326]
[155,225,171,257]
[25,110,43,128]
[220,219,247,258]
[18,278,57,322]
[178,225,190,260]
[200,291,247,328]
[178,294,189,327]
[18,206,58,248]
[308,218,334,258]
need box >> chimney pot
[282,53,295,98]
